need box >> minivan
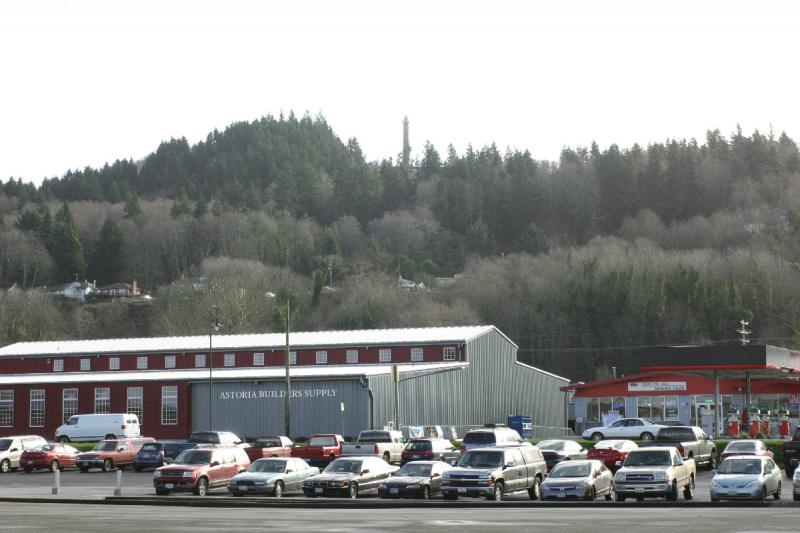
[55,413,141,442]
[0,435,48,473]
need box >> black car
[536,439,587,469]
[302,456,396,498]
[378,460,451,499]
[401,438,460,465]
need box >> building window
[443,347,456,361]
[0,390,13,427]
[80,358,91,371]
[62,389,78,423]
[253,353,264,366]
[164,355,176,369]
[53,359,64,372]
[224,353,235,367]
[195,354,206,368]
[288,351,297,365]
[30,390,45,427]
[346,350,358,364]
[161,386,178,425]
[127,387,143,423]
[315,351,327,364]
[379,349,392,363]
[109,357,120,370]
[136,356,148,370]
[411,348,423,362]
[585,396,626,423]
[95,387,111,414]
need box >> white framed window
[109,357,120,370]
[443,347,456,361]
[253,353,264,366]
[30,390,45,427]
[379,349,392,363]
[411,348,423,362]
[346,350,358,364]
[195,354,206,368]
[127,387,143,424]
[224,353,235,367]
[315,351,328,364]
[62,389,78,423]
[279,351,297,365]
[0,390,13,427]
[161,386,178,425]
[94,387,110,414]
[80,358,91,371]
[53,359,64,372]
[290,351,297,365]
[164,355,176,369]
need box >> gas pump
[777,406,791,438]
[748,405,762,437]
[727,405,741,436]
[759,408,771,437]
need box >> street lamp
[208,305,222,431]
[265,291,292,438]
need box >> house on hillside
[95,280,141,298]
[397,274,426,292]
[48,281,96,303]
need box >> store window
[0,390,13,427]
[127,387,143,424]
[30,390,45,427]
[63,389,78,423]
[637,396,653,420]
[665,397,679,420]
[585,396,626,423]
[95,387,110,414]
[161,386,178,425]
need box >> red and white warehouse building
[0,325,569,440]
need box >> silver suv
[0,435,47,473]
[442,445,547,501]
[460,428,523,452]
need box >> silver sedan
[710,455,782,501]
[541,459,614,501]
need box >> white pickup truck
[613,447,696,501]
[340,430,405,463]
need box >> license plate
[458,487,466,493]
[390,488,399,495]
[728,490,737,496]
[635,487,645,493]
[165,483,174,489]
[28,460,34,464]
[557,492,566,498]
[315,488,323,494]
[239,486,248,491]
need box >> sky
[1,0,799,185]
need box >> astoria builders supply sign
[219,389,338,400]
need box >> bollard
[114,468,122,496]
[51,468,60,495]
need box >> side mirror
[594,471,600,478]
[614,461,622,468]
[117,447,125,452]
[504,461,515,469]
[451,460,458,466]
[9,448,18,453]
[711,469,718,475]
[431,472,441,478]
[361,469,370,475]
[211,461,220,467]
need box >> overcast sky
[1,1,798,185]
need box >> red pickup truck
[245,436,293,462]
[291,434,345,466]
[76,437,154,472]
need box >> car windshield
[458,451,504,468]
[174,450,212,465]
[395,463,433,477]
[249,460,287,473]
[537,440,565,451]
[405,441,432,451]
[324,460,362,474]
[189,433,220,444]
[657,428,694,440]
[463,432,495,445]
[725,442,757,452]
[33,444,57,452]
[357,432,391,443]
[140,443,162,451]
[93,441,118,451]
[309,437,336,446]
[624,451,671,467]
[256,438,281,447]
[718,459,762,475]
[549,463,591,478]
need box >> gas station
[565,343,800,438]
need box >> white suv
[0,435,48,473]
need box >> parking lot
[0,467,793,502]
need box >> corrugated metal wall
[368,330,568,435]
[190,378,370,439]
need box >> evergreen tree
[52,203,86,281]
[90,218,125,285]
[170,190,192,218]
[124,192,143,218]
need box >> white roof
[0,361,469,385]
[0,325,500,358]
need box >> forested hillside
[1,114,800,381]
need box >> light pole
[266,292,292,438]
[208,305,222,431]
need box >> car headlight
[254,481,266,486]
[614,473,624,482]
[710,480,720,488]
[182,471,195,478]
[744,480,759,488]
[379,483,387,489]
[153,471,161,477]
[406,484,421,489]
[794,470,800,481]
[652,472,667,481]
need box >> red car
[20,443,80,472]
[586,439,638,470]
[153,446,250,496]
[719,439,774,461]
[76,437,154,472]
[245,436,293,462]
[291,434,345,466]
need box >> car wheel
[194,477,209,497]
[640,432,654,441]
[793,493,799,502]
[155,489,170,496]
[231,492,243,497]
[774,482,781,500]
[711,496,720,502]
[708,452,717,470]
[683,476,694,500]
[102,459,114,472]
[667,481,678,501]
[383,452,391,463]
[79,467,89,473]
[0,459,10,474]
[527,476,541,500]
[443,493,458,501]
[422,486,431,500]
[787,465,796,477]
[605,488,615,501]
[57,436,71,443]
[585,486,596,501]
[134,466,143,472]
[490,481,504,502]
[760,485,767,502]
[348,482,358,499]
[615,492,626,502]
[24,468,32,474]
[591,432,604,441]
[274,481,284,498]
[49,460,60,473]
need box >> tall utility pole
[392,364,400,430]
[284,299,292,438]
[402,116,410,169]
[208,306,222,431]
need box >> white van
[55,413,141,442]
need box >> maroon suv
[153,446,250,496]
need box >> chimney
[132,279,139,295]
